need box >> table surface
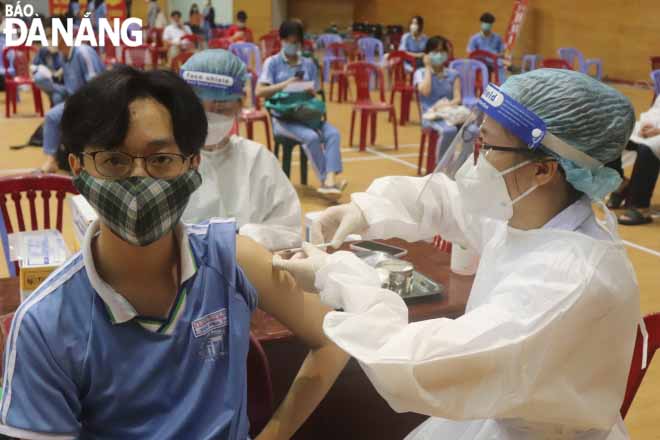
[251,238,473,341]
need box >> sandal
[618,209,652,226]
[606,178,629,209]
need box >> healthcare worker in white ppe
[180,49,302,251]
[274,69,644,439]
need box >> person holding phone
[257,20,347,196]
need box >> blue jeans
[33,72,67,105]
[272,119,343,183]
[43,103,65,157]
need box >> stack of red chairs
[2,46,44,118]
[211,28,227,39]
[347,61,398,151]
[208,38,232,49]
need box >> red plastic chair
[208,38,232,49]
[259,33,281,59]
[468,50,501,85]
[121,45,157,70]
[181,34,200,49]
[211,28,227,39]
[418,126,439,175]
[620,313,660,418]
[347,61,398,151]
[247,333,274,437]
[0,174,79,276]
[3,46,44,118]
[539,58,574,70]
[387,50,419,126]
[102,34,122,67]
[146,28,167,65]
[327,42,357,103]
[302,39,315,53]
[170,50,195,72]
[239,69,272,151]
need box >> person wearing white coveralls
[180,49,302,251]
[274,69,643,440]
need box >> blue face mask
[282,43,299,57]
[430,52,448,66]
[481,22,492,32]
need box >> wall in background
[233,0,273,39]
[287,0,354,34]
[353,0,660,83]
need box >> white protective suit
[316,174,640,440]
[629,95,660,159]
[182,135,302,251]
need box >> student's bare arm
[237,236,349,440]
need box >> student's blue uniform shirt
[398,32,428,54]
[0,219,257,439]
[413,67,459,114]
[63,45,105,96]
[259,52,320,91]
[467,32,504,55]
[32,48,65,72]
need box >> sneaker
[317,180,348,195]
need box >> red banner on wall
[503,0,529,65]
[49,0,126,21]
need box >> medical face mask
[205,111,235,147]
[430,52,448,66]
[455,154,538,221]
[410,23,419,34]
[73,170,202,246]
[282,43,300,57]
[481,22,492,32]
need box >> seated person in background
[181,49,303,251]
[227,10,253,42]
[163,10,192,60]
[0,66,347,439]
[607,95,660,225]
[414,35,461,163]
[257,20,347,196]
[399,15,427,69]
[32,25,66,106]
[41,30,104,173]
[467,12,506,81]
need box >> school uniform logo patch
[191,308,228,338]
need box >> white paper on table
[283,81,315,93]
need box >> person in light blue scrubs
[257,19,347,196]
[92,0,107,30]
[414,36,462,165]
[399,15,427,70]
[40,30,105,173]
[467,12,506,82]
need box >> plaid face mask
[73,170,203,247]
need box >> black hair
[95,0,105,6]
[480,12,495,23]
[237,10,247,22]
[424,35,450,54]
[411,15,424,32]
[61,66,207,156]
[171,10,182,18]
[279,19,304,42]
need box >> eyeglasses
[473,142,549,165]
[81,151,193,179]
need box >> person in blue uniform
[398,15,427,69]
[257,19,347,196]
[40,32,105,173]
[414,36,462,165]
[467,12,506,82]
[0,66,348,439]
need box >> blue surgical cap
[501,69,635,200]
[180,49,247,102]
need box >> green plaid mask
[73,170,203,247]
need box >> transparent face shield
[417,83,605,203]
